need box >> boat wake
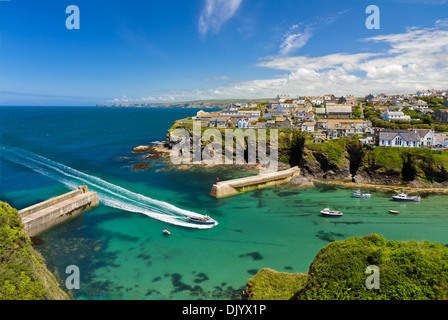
[0,147,217,229]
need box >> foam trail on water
[0,147,217,229]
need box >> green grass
[244,269,308,300]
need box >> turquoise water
[1,106,448,300]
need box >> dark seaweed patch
[239,252,263,261]
[152,276,161,282]
[136,252,152,266]
[316,230,346,242]
[194,272,209,284]
[274,191,297,197]
[247,269,258,275]
[170,273,204,295]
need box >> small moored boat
[352,189,371,198]
[392,192,421,202]
[187,215,216,225]
[163,229,171,236]
[320,208,343,217]
[389,210,400,214]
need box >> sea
[1,106,448,300]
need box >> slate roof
[379,130,420,142]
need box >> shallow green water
[1,107,447,300]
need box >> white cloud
[198,0,243,36]
[118,20,448,102]
[279,10,350,55]
[279,24,313,55]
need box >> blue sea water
[1,106,448,300]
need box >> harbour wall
[19,187,99,237]
[210,166,301,198]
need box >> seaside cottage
[434,109,448,123]
[381,111,411,122]
[378,130,420,147]
[237,118,249,129]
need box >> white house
[412,100,429,110]
[276,95,291,103]
[378,130,420,147]
[381,111,411,122]
[237,118,249,129]
[301,122,315,133]
[414,129,434,147]
[238,110,261,121]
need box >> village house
[220,109,239,117]
[414,129,434,147]
[365,94,375,103]
[309,96,324,105]
[264,109,285,119]
[275,117,294,129]
[373,106,389,113]
[237,118,249,129]
[381,111,411,122]
[229,102,248,111]
[208,117,230,128]
[434,132,448,147]
[378,130,420,148]
[411,100,429,110]
[323,94,337,103]
[301,121,315,133]
[238,110,261,121]
[434,109,448,123]
[338,95,358,106]
[276,95,291,103]
[276,103,296,115]
[315,103,353,119]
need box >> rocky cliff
[0,201,69,300]
[290,135,448,188]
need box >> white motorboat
[320,208,343,217]
[392,192,421,202]
[352,189,371,198]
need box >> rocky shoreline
[130,134,448,193]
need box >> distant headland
[96,98,270,109]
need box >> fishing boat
[163,229,171,236]
[392,192,421,202]
[320,208,343,217]
[389,210,400,214]
[352,189,371,198]
[187,215,216,225]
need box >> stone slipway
[210,166,301,198]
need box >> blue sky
[0,0,447,105]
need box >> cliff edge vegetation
[243,234,448,300]
[0,201,69,300]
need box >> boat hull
[392,197,421,202]
[320,210,343,217]
[187,217,216,225]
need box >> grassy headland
[0,201,69,300]
[243,234,448,300]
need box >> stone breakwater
[210,167,301,198]
[19,187,99,237]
